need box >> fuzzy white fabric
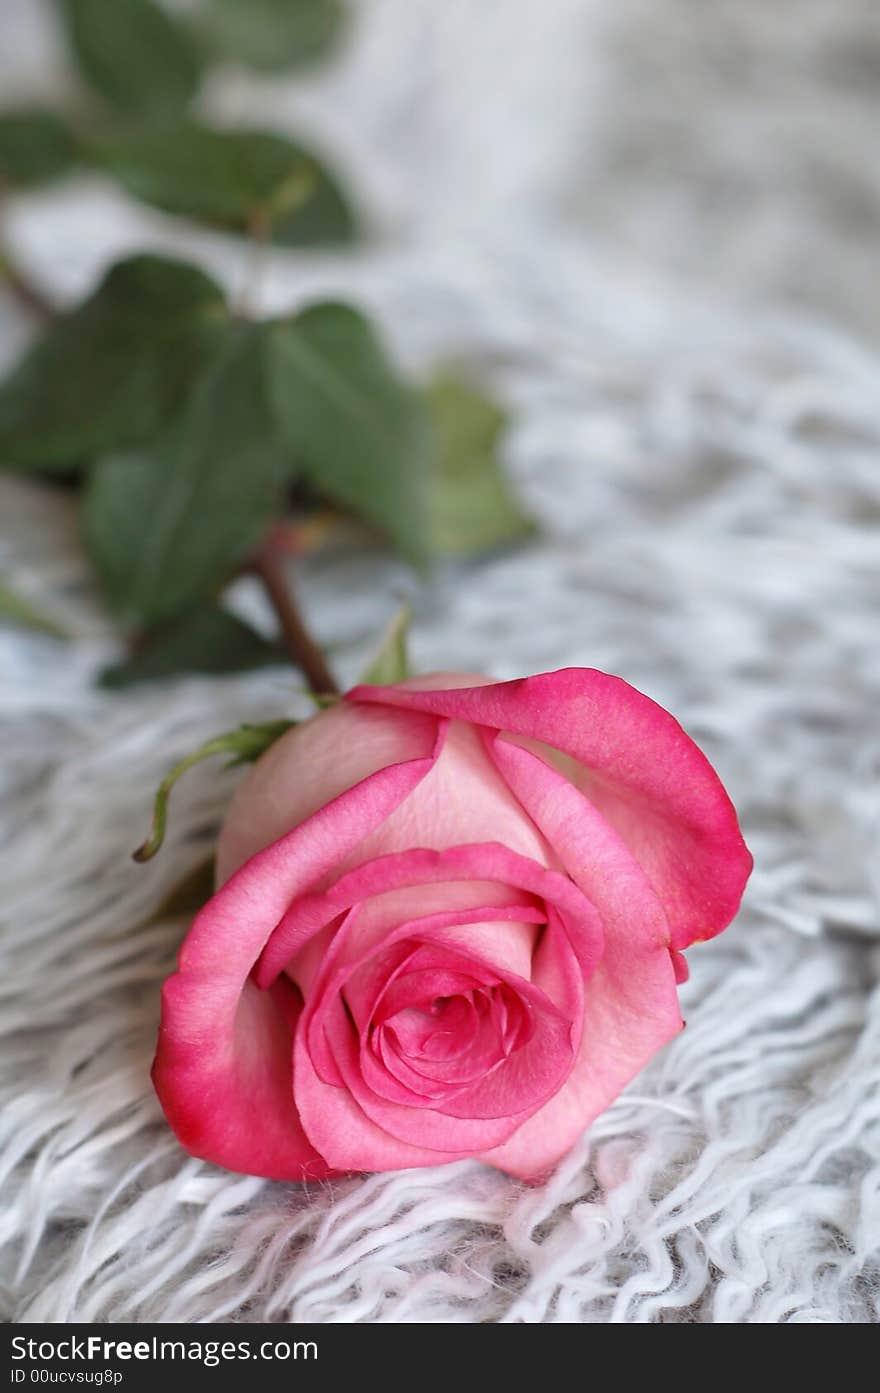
[2,0,880,1324]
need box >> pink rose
[153,669,751,1181]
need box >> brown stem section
[252,544,339,696]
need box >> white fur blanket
[1,0,878,1323]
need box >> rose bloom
[153,669,751,1181]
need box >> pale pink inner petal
[256,842,603,993]
[486,732,672,980]
[336,719,558,876]
[297,903,584,1137]
[359,964,521,1106]
[216,702,443,884]
[302,903,546,1080]
[346,669,752,950]
[321,1002,530,1150]
[257,876,538,992]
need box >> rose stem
[252,542,340,696]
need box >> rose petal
[479,946,683,1180]
[347,668,752,949]
[294,1023,468,1172]
[303,915,582,1133]
[670,949,690,984]
[256,843,603,991]
[153,975,334,1181]
[465,739,688,1178]
[153,724,444,1180]
[341,717,556,872]
[485,732,671,966]
[256,874,538,991]
[315,1002,529,1152]
[216,702,444,884]
[302,903,545,1096]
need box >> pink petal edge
[347,668,753,950]
[153,726,446,1180]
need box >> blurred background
[4,0,880,329]
[2,0,879,1324]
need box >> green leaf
[0,577,68,638]
[272,160,355,247]
[0,109,79,187]
[205,0,347,73]
[93,122,355,245]
[99,604,286,688]
[59,0,200,118]
[267,304,431,565]
[424,371,536,556]
[133,717,295,861]
[0,254,227,473]
[83,323,288,627]
[358,606,411,686]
